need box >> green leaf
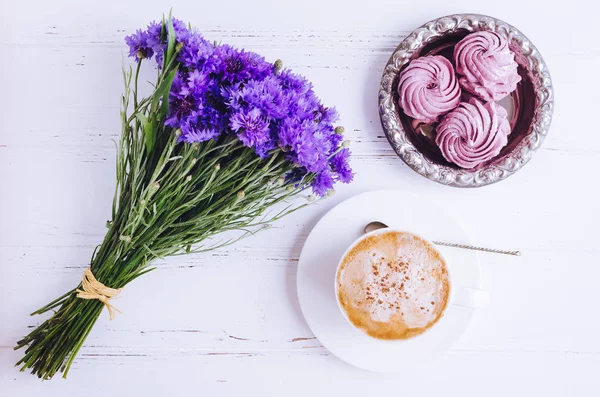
[136,113,149,126]
[136,113,156,153]
[161,14,166,38]
[151,67,178,115]
[160,15,167,69]
[148,118,157,153]
[165,11,176,68]
[160,67,178,117]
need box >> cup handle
[452,287,489,308]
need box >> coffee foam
[336,231,449,340]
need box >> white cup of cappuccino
[335,228,489,341]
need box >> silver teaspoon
[364,221,521,257]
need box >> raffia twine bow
[75,268,123,320]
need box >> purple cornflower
[287,121,331,173]
[141,18,193,66]
[165,72,202,129]
[277,118,302,150]
[172,18,191,42]
[178,33,217,71]
[278,69,313,95]
[315,104,339,124]
[235,77,289,120]
[278,118,333,173]
[285,92,320,122]
[198,92,226,131]
[178,120,220,143]
[312,169,335,196]
[214,45,273,84]
[125,29,154,60]
[328,132,343,153]
[332,148,354,183]
[182,70,210,97]
[230,108,271,148]
[144,21,165,65]
[145,21,162,50]
[255,139,276,160]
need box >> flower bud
[136,50,149,60]
[185,175,192,182]
[274,59,283,74]
[286,185,295,192]
[149,181,160,196]
[237,190,245,200]
[335,126,345,135]
[342,140,351,148]
[276,177,285,186]
[119,235,132,243]
[140,199,146,206]
[307,195,315,202]
[175,129,183,136]
[175,42,184,53]
[326,190,336,197]
[215,163,221,171]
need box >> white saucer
[296,190,482,372]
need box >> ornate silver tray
[378,14,554,187]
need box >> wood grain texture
[1,0,598,395]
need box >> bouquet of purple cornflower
[15,14,353,379]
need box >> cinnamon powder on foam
[337,231,450,340]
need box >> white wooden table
[1,0,598,395]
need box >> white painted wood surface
[1,0,598,395]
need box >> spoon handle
[432,241,521,256]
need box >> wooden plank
[1,0,599,394]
